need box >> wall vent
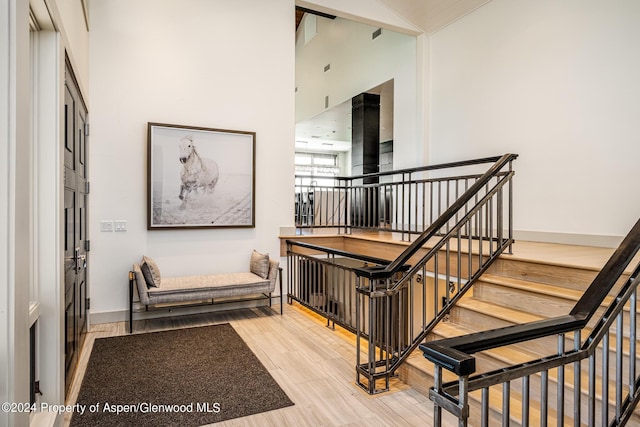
[324,63,331,72]
[372,28,382,39]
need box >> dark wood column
[351,93,380,183]
[351,93,380,227]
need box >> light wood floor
[65,237,637,427]
[64,303,461,427]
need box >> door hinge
[87,298,90,310]
[34,381,42,396]
[85,240,90,252]
[85,181,90,194]
[84,123,90,136]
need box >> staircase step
[405,323,640,426]
[490,257,601,292]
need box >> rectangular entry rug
[70,323,294,426]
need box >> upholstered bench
[128,251,282,333]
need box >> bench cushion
[148,272,271,304]
[132,257,279,306]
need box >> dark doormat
[70,323,294,426]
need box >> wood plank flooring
[66,236,638,426]
[64,303,461,427]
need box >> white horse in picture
[178,135,219,209]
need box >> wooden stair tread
[455,297,637,359]
[480,274,620,307]
[456,296,546,324]
[480,274,584,300]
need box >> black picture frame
[147,122,255,229]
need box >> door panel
[63,59,89,396]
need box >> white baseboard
[90,298,280,325]
[514,229,623,248]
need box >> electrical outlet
[100,220,114,232]
[114,220,127,232]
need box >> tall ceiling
[294,1,493,153]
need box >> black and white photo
[148,123,255,229]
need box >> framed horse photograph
[147,122,255,229]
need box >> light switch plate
[100,220,114,232]
[114,220,127,232]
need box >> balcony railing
[286,240,396,333]
[295,155,516,241]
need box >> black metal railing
[286,240,396,333]
[352,153,518,394]
[295,155,517,241]
[421,218,640,426]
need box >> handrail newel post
[458,375,469,427]
[433,365,443,427]
[508,158,514,254]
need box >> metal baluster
[508,160,514,253]
[574,330,581,427]
[438,180,442,224]
[616,311,623,421]
[478,206,484,268]
[445,179,450,233]
[457,228,462,295]
[481,387,489,427]
[429,181,434,228]
[355,275,361,386]
[602,332,609,426]
[445,239,451,309]
[414,175,418,233]
[503,381,511,426]
[467,219,473,283]
[422,265,427,330]
[369,281,376,393]
[631,289,637,396]
[541,370,549,427]
[434,252,439,320]
[497,185,504,246]
[434,365,443,427]
[421,178,425,232]
[402,174,408,238]
[459,376,469,427]
[522,375,530,427]
[487,183,493,256]
[588,354,595,427]
[409,276,414,349]
[557,334,565,427]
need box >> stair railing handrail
[421,218,640,375]
[386,169,515,296]
[335,155,508,182]
[355,153,519,280]
[421,218,640,426]
[353,154,518,394]
[285,240,394,266]
[432,266,640,425]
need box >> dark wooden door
[63,59,89,395]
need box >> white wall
[295,15,420,169]
[89,0,295,318]
[429,0,640,244]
